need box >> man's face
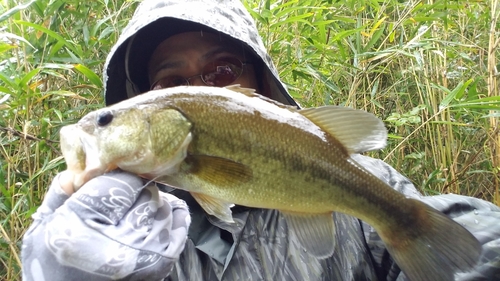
[148,32,260,91]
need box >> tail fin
[383,199,481,281]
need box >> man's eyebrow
[153,60,185,74]
[201,46,243,60]
[153,46,243,74]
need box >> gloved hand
[22,170,190,281]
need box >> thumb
[65,170,145,225]
[33,172,74,219]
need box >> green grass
[1,0,499,280]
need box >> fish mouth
[60,124,85,173]
[60,124,109,190]
[77,127,118,182]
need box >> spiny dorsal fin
[300,106,387,154]
[225,84,257,97]
[225,84,299,111]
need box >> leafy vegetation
[1,0,499,279]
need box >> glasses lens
[201,57,243,87]
[151,76,188,90]
[150,57,245,90]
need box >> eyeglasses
[150,57,249,90]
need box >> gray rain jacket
[22,0,500,280]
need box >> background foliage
[1,0,499,279]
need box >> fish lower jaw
[66,164,109,193]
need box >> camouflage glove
[22,170,190,281]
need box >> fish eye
[97,111,113,126]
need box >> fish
[59,85,481,281]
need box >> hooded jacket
[24,0,499,280]
[103,0,297,107]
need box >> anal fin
[282,212,336,259]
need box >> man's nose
[187,75,206,86]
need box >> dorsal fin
[300,106,387,154]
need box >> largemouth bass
[60,85,481,281]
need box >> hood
[103,0,297,107]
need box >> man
[22,0,500,280]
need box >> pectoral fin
[300,106,387,154]
[185,155,253,187]
[282,212,336,258]
[154,155,249,223]
[191,192,235,223]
